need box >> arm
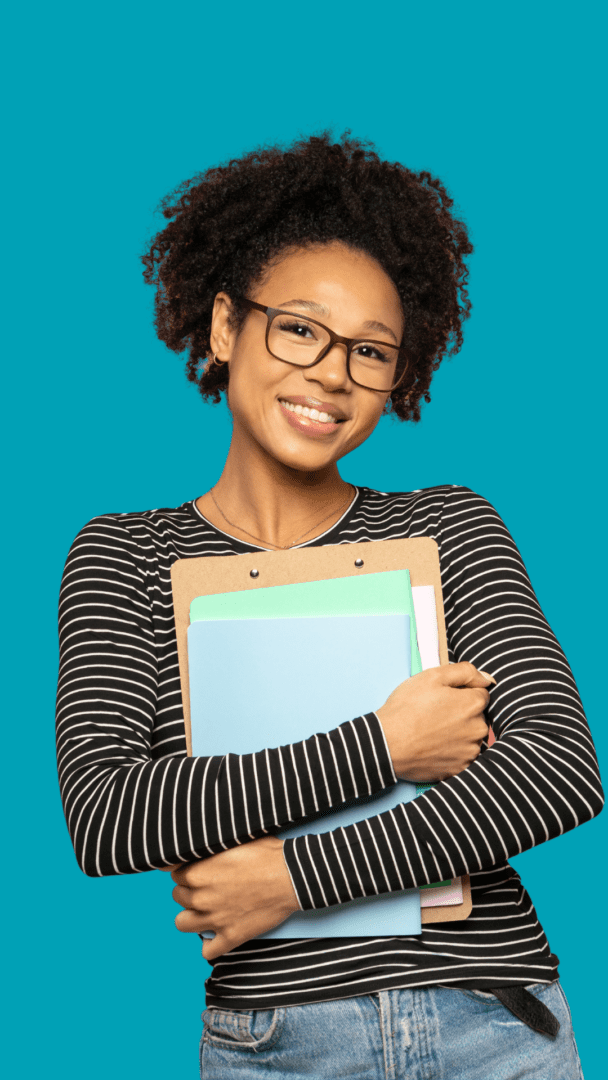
[283,488,604,909]
[56,516,395,876]
[171,660,495,959]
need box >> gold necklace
[209,485,356,550]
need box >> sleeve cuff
[282,713,401,912]
[336,711,397,797]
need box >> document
[188,611,422,937]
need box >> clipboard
[171,537,472,924]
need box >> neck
[198,434,354,549]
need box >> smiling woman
[192,241,407,547]
[56,133,601,1080]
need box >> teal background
[3,1,606,1076]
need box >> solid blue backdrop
[3,1,606,1077]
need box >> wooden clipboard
[171,537,472,924]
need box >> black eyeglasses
[241,299,407,393]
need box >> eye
[275,318,316,339]
[353,343,395,365]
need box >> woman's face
[213,242,405,475]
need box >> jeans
[199,982,583,1079]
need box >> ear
[209,292,237,363]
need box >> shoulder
[78,500,197,533]
[345,485,511,557]
[69,501,197,543]
[62,500,201,570]
[356,484,500,530]
[363,483,491,503]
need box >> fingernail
[479,670,496,684]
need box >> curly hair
[141,133,472,421]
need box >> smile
[279,400,340,424]
[277,399,346,438]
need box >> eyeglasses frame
[241,298,408,394]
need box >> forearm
[58,711,395,876]
[285,489,605,910]
[284,706,604,908]
[57,516,396,877]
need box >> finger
[171,863,203,886]
[172,884,205,908]
[441,662,496,688]
[172,884,211,909]
[472,718,490,742]
[460,686,491,709]
[454,687,490,719]
[202,933,233,962]
[469,687,491,710]
[175,908,213,933]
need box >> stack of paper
[187,569,462,935]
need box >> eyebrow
[278,299,399,343]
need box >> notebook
[171,537,473,925]
[411,585,440,671]
[188,611,422,937]
[411,593,462,907]
[190,569,422,675]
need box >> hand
[167,836,299,961]
[376,661,494,782]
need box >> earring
[211,353,228,367]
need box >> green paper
[416,782,435,796]
[190,569,422,675]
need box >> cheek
[225,351,283,427]
[354,398,388,439]
[225,345,262,401]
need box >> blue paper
[188,613,421,937]
[190,569,423,676]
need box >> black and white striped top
[56,485,603,1009]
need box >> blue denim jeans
[200,983,583,1079]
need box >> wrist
[266,837,300,917]
[375,704,411,778]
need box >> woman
[56,134,602,1078]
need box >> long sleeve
[56,516,396,876]
[283,488,604,909]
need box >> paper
[188,611,422,937]
[190,569,422,675]
[172,537,472,926]
[420,878,464,908]
[412,585,440,670]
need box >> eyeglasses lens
[268,313,400,392]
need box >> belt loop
[377,991,397,1080]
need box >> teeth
[280,400,338,424]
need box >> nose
[303,342,351,391]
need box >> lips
[278,395,349,420]
[279,400,338,424]
[277,398,346,438]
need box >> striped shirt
[56,485,603,1009]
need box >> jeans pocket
[202,1006,285,1052]
[452,988,503,1006]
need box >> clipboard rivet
[354,558,364,567]
[249,569,259,578]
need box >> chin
[276,450,335,474]
[265,437,338,474]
